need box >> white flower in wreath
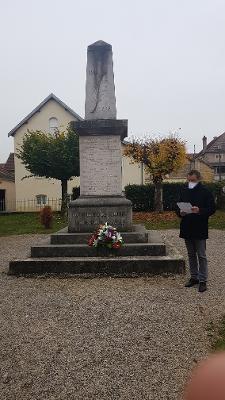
[117,233,122,242]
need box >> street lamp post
[193,144,196,169]
[218,145,222,182]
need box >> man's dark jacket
[177,182,216,240]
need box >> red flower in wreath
[112,242,121,249]
[88,236,95,246]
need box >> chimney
[202,135,207,150]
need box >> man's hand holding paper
[177,202,193,214]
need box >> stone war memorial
[9,40,185,275]
[68,40,132,232]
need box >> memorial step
[31,243,166,258]
[50,226,161,245]
[9,246,185,276]
[51,231,149,244]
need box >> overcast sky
[1,0,225,161]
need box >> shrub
[40,206,53,229]
[124,185,154,211]
[72,182,225,211]
[204,182,225,210]
[124,182,225,211]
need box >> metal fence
[0,198,62,212]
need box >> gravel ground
[0,230,225,400]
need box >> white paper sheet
[177,202,193,214]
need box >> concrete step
[50,229,150,244]
[50,227,164,245]
[31,243,166,258]
[9,246,185,276]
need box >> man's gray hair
[187,169,202,180]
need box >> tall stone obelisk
[68,40,132,232]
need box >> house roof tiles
[198,132,225,156]
[0,153,15,181]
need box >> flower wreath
[88,222,123,249]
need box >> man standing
[177,170,216,292]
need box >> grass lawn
[0,212,67,236]
[133,210,225,230]
[0,210,224,236]
[213,318,225,351]
[207,318,225,351]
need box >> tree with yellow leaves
[124,136,186,211]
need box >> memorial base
[8,226,185,276]
[68,196,132,232]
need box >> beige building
[164,155,214,182]
[121,142,145,187]
[8,94,82,210]
[196,133,225,181]
[0,153,16,212]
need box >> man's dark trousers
[185,239,208,282]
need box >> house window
[49,117,58,134]
[36,194,47,205]
[217,166,225,174]
[215,166,225,174]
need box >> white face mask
[188,182,198,189]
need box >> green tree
[17,125,79,214]
[124,135,186,212]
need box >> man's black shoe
[199,282,207,293]
[185,278,199,288]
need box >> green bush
[124,181,225,211]
[72,181,225,211]
[124,185,154,211]
[204,182,225,210]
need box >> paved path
[0,230,225,399]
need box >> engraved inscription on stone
[70,208,128,231]
[80,135,122,196]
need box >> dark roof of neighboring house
[0,153,15,181]
[4,153,15,172]
[8,93,83,137]
[0,169,14,182]
[198,132,225,156]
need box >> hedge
[124,182,225,211]
[72,182,225,212]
